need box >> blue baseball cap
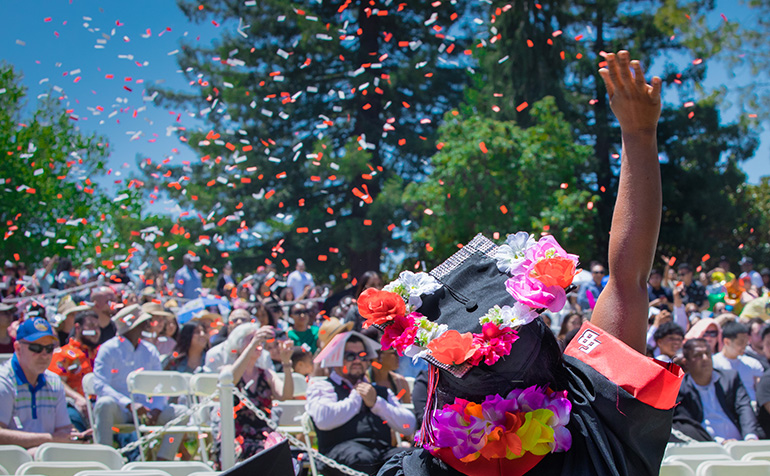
[16,317,56,342]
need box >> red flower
[358,288,406,328]
[428,330,478,366]
[528,257,579,288]
[382,312,419,354]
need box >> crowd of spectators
[1,250,770,471]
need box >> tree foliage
[0,64,142,267]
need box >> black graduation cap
[221,440,295,476]
[416,234,563,405]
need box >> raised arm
[591,51,662,354]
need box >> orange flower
[358,288,406,327]
[428,330,477,366]
[529,257,579,288]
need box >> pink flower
[469,323,519,366]
[382,312,419,354]
[504,236,578,312]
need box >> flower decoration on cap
[427,385,572,462]
[358,233,578,370]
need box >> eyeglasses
[291,310,309,316]
[703,330,719,338]
[343,351,369,362]
[24,342,56,354]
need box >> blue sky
[2,0,767,220]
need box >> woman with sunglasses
[685,317,723,354]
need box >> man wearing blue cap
[0,316,90,449]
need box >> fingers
[631,60,646,88]
[650,76,662,102]
[598,69,615,98]
[617,50,635,85]
[605,53,624,93]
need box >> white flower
[414,316,448,347]
[498,302,538,329]
[495,232,536,275]
[399,271,442,297]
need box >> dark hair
[748,317,765,333]
[721,321,749,340]
[354,271,381,298]
[649,268,662,278]
[57,257,73,274]
[173,322,208,356]
[558,312,582,338]
[291,346,312,366]
[653,322,685,341]
[677,263,692,273]
[683,338,710,360]
[253,301,277,327]
[74,310,99,327]
[762,325,770,341]
[346,334,364,347]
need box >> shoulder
[740,355,765,371]
[0,361,15,388]
[140,340,161,359]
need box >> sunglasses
[343,351,369,362]
[24,342,56,354]
[703,330,719,338]
[291,310,309,316]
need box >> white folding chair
[724,440,770,460]
[659,461,696,476]
[126,370,195,461]
[0,444,32,474]
[664,442,730,459]
[0,354,12,366]
[188,374,220,463]
[34,443,125,470]
[664,455,733,473]
[121,461,213,476]
[695,460,770,476]
[273,400,317,476]
[82,373,134,436]
[186,472,220,476]
[76,471,171,476]
[291,373,308,398]
[742,451,770,462]
[16,461,110,476]
[0,463,7,475]
[405,376,415,395]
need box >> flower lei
[357,232,579,368]
[427,386,572,462]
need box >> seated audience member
[92,304,184,459]
[672,338,760,443]
[204,322,272,373]
[0,317,89,449]
[290,346,314,377]
[307,332,415,476]
[577,261,605,311]
[556,312,583,350]
[678,263,710,311]
[90,286,117,345]
[712,321,764,402]
[745,318,770,370]
[653,322,685,363]
[287,302,320,354]
[210,308,252,348]
[685,318,722,354]
[318,317,354,352]
[163,321,210,373]
[141,302,177,356]
[0,302,15,353]
[648,268,673,311]
[214,323,293,465]
[369,348,412,404]
[48,310,101,431]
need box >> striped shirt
[0,354,70,433]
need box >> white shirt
[693,373,745,443]
[286,270,314,299]
[306,371,416,436]
[712,352,764,402]
[741,270,764,290]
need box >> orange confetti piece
[516,102,529,112]
[701,254,711,262]
[479,142,488,154]
[499,205,508,214]
[371,361,383,369]
[396,388,406,400]
[668,256,677,266]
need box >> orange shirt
[48,338,97,395]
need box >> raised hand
[598,50,661,135]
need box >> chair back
[76,471,172,476]
[292,373,308,397]
[16,461,110,476]
[664,442,729,458]
[742,451,770,462]
[0,445,32,473]
[34,443,125,470]
[695,460,770,476]
[122,462,213,476]
[189,374,219,398]
[126,371,191,397]
[724,440,770,460]
[664,455,733,473]
[659,461,695,476]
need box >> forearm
[594,132,661,352]
[0,427,66,448]
[62,381,83,401]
